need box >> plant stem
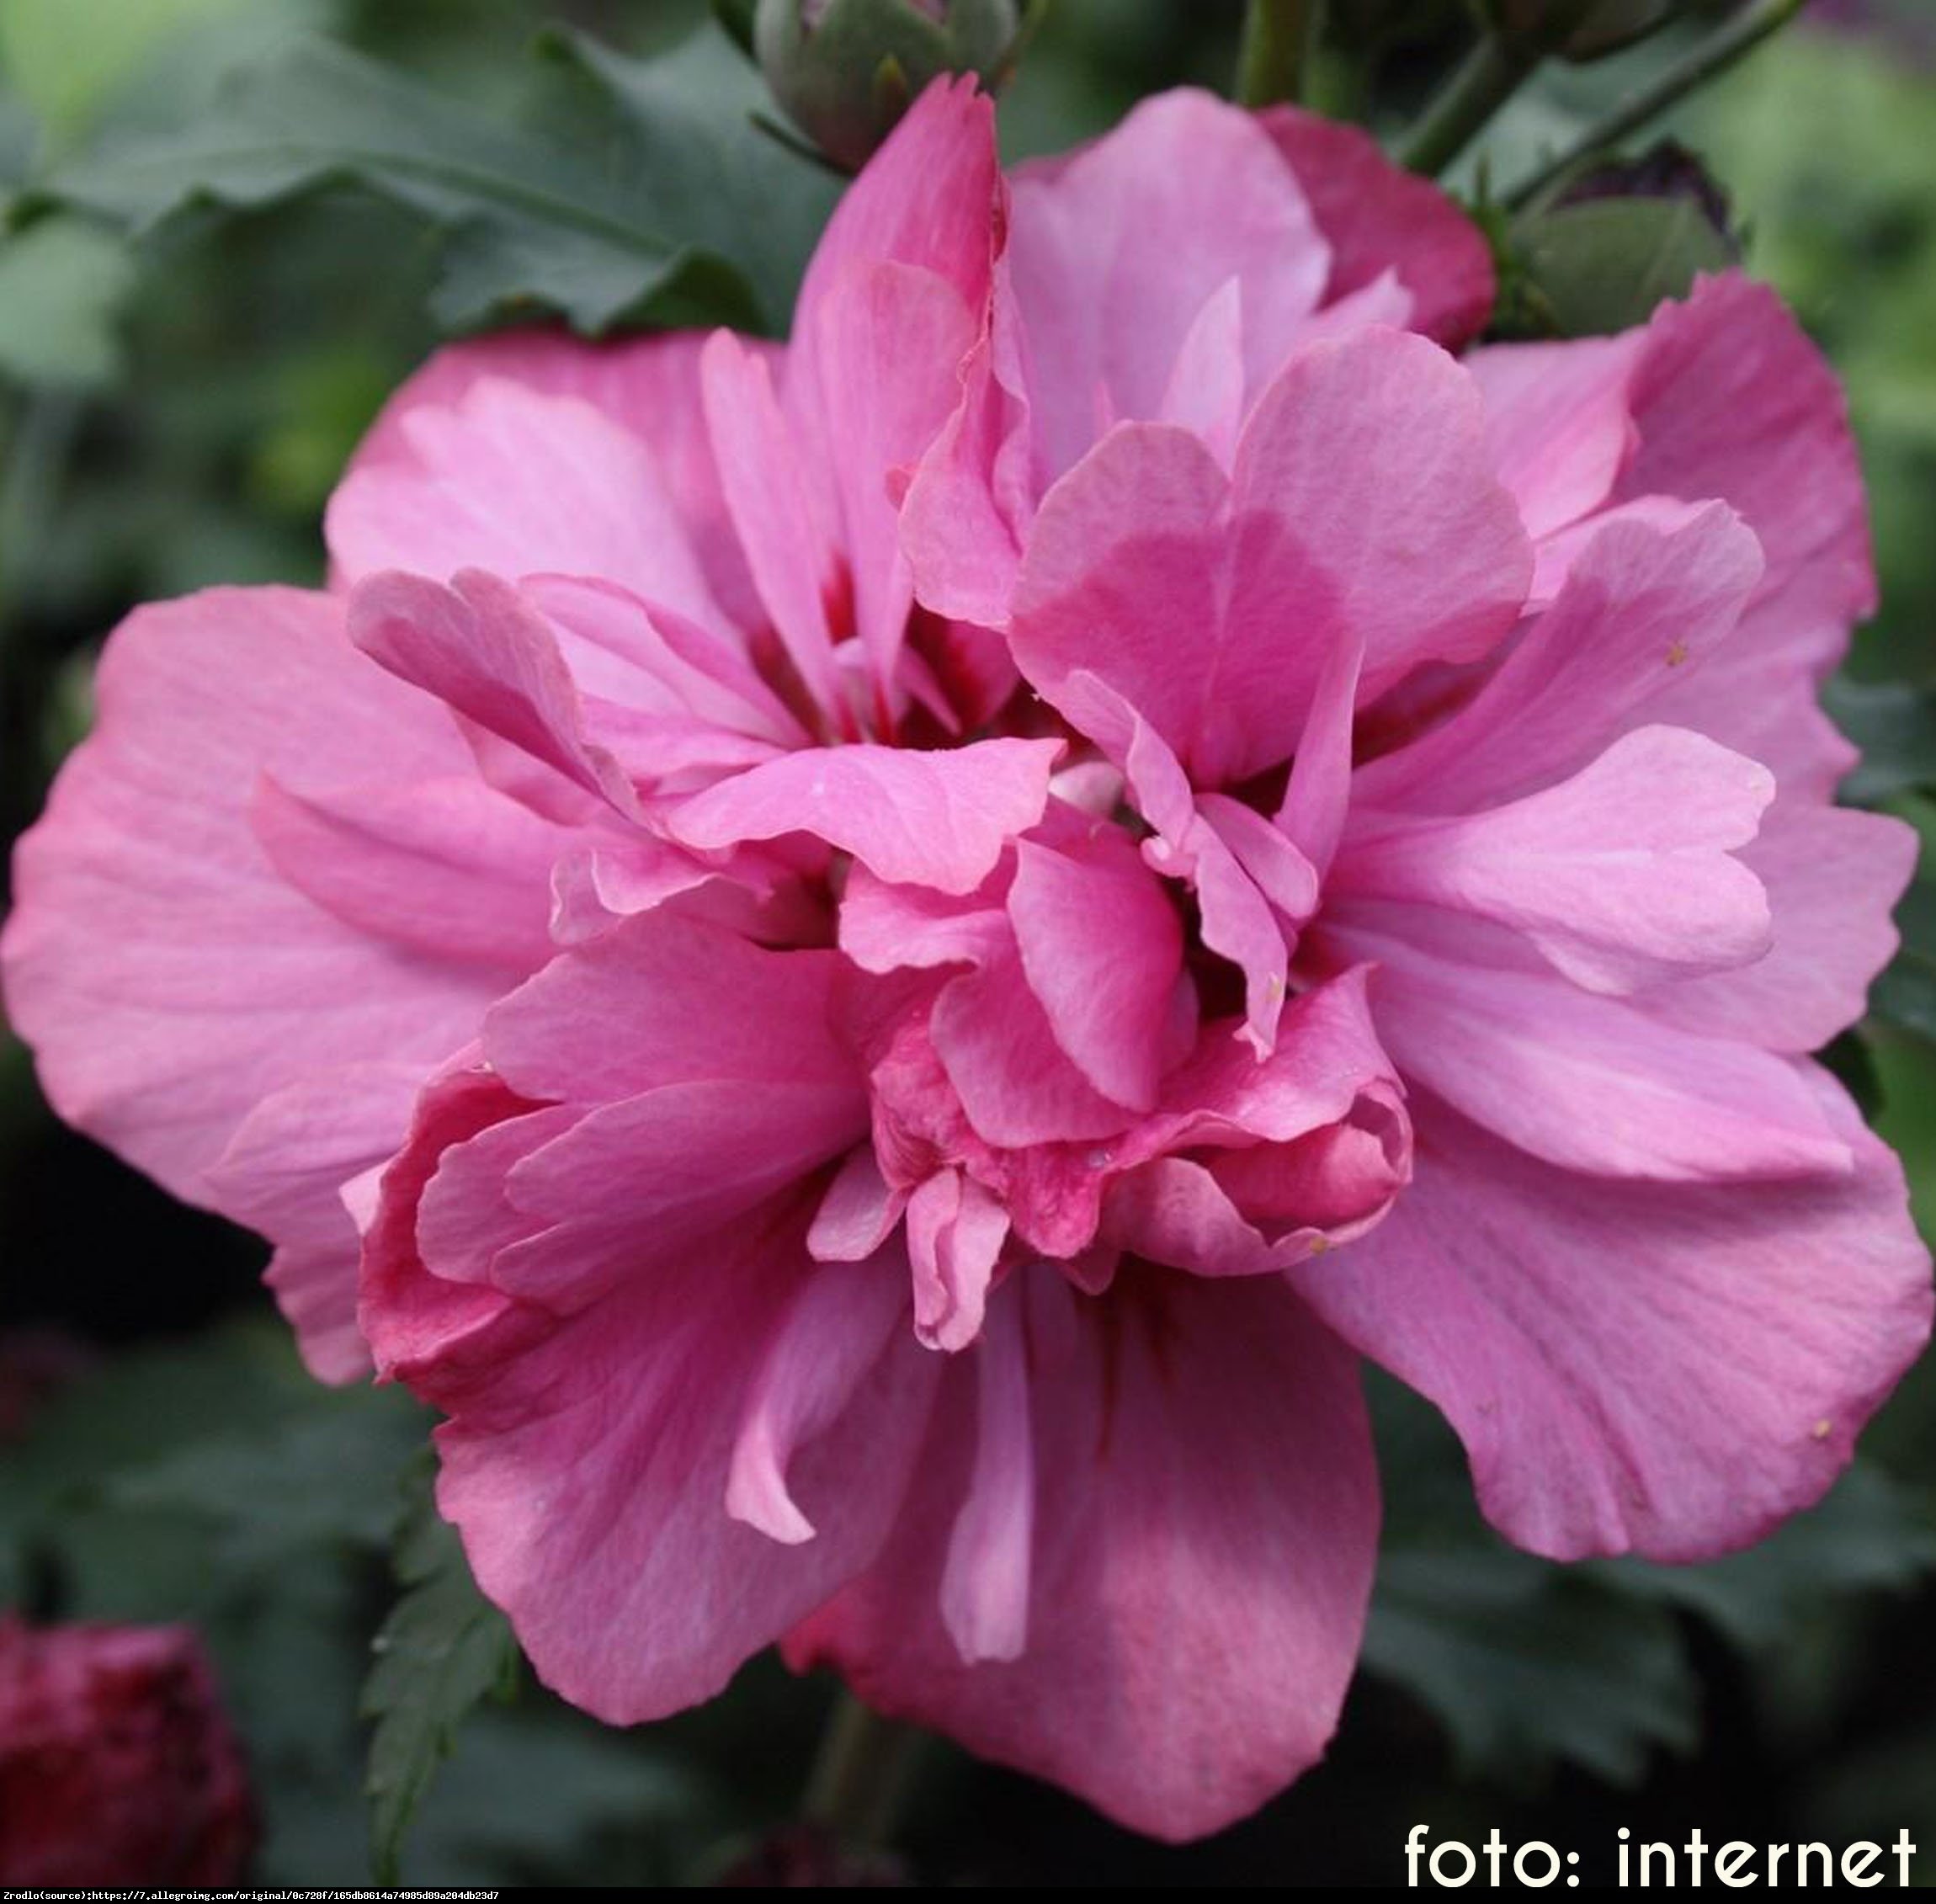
[1504,0,1807,210]
[1400,29,1540,177]
[1236,0,1321,109]
[801,1692,926,1849]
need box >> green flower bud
[754,0,1026,172]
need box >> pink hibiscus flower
[0,1618,255,1885]
[3,80,1928,1843]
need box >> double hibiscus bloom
[4,82,1928,1838]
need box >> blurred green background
[2,0,1934,1886]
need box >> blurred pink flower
[0,1618,254,1885]
[3,79,1928,1842]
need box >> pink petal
[520,574,806,749]
[808,1147,909,1263]
[906,1168,1009,1354]
[252,773,568,972]
[1006,89,1330,488]
[480,910,854,1108]
[931,949,1138,1146]
[1012,331,1531,787]
[435,1197,939,1721]
[789,74,998,429]
[665,737,1061,896]
[1007,827,1183,1112]
[1255,105,1494,345]
[899,285,1034,630]
[327,376,720,626]
[699,331,844,721]
[482,1079,869,1314]
[1351,938,1852,1182]
[205,1061,428,1381]
[1641,801,1918,1052]
[1157,277,1247,469]
[939,1295,1034,1662]
[727,1254,914,1545]
[1354,504,1764,816]
[798,258,980,695]
[1337,726,1776,994]
[1295,1085,1932,1561]
[338,327,765,629]
[1467,333,1641,540]
[0,588,497,1215]
[348,570,641,815]
[786,1268,1380,1842]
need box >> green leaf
[0,216,136,386]
[1594,1463,1936,1649]
[0,0,252,144]
[23,24,837,338]
[1364,1546,1700,1785]
[1364,1379,1936,1787]
[1871,878,1936,1045]
[1366,1377,1700,1784]
[1508,194,1737,338]
[1823,674,1936,806]
[363,1449,520,1885]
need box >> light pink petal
[1337,726,1776,994]
[481,911,853,1107]
[1068,674,1292,1052]
[1351,937,1852,1182]
[939,1295,1034,1663]
[1008,827,1183,1111]
[433,1196,939,1721]
[699,331,843,720]
[839,862,1011,975]
[1187,822,1291,1053]
[1144,966,1405,1154]
[906,1168,1010,1353]
[1157,277,1247,469]
[808,1147,909,1263]
[1354,504,1764,816]
[547,833,813,949]
[520,574,806,748]
[205,1061,428,1381]
[801,258,980,694]
[1618,274,1873,681]
[1466,333,1641,540]
[1275,630,1362,880]
[415,1100,577,1289]
[665,737,1061,895]
[1101,1157,1343,1278]
[727,1254,913,1545]
[1013,332,1531,786]
[1007,89,1330,487]
[327,376,720,626]
[339,327,766,630]
[932,949,1138,1147]
[482,1079,868,1314]
[1641,801,1918,1052]
[786,1268,1380,1843]
[251,773,567,973]
[348,569,641,815]
[1295,1085,1931,1561]
[0,587,496,1210]
[899,280,1034,629]
[1255,105,1494,345]
[1195,795,1321,922]
[790,75,997,429]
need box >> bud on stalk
[755,0,1029,171]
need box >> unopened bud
[755,0,1027,171]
